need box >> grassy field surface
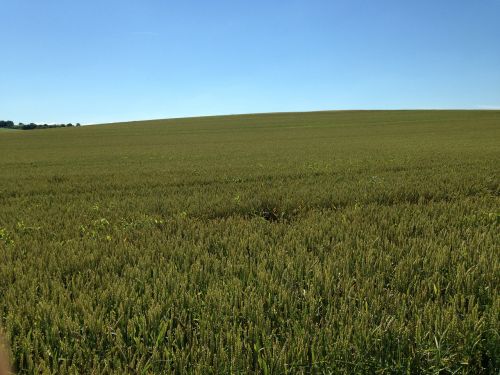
[0,110,499,374]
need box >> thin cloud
[475,105,500,110]
[129,31,159,36]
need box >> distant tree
[0,120,79,130]
[21,123,37,130]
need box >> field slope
[0,110,499,374]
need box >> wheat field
[0,110,499,374]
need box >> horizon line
[85,108,500,126]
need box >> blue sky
[1,0,499,124]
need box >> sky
[1,0,499,124]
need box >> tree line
[0,120,81,130]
